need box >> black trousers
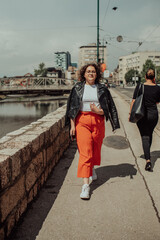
[137,110,158,160]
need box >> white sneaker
[80,184,90,199]
[89,168,97,181]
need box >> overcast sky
[0,0,160,77]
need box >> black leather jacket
[65,81,120,131]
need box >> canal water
[0,98,67,139]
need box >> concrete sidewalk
[35,89,160,240]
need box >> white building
[119,51,160,84]
[79,43,107,68]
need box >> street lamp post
[97,0,99,63]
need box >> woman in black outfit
[130,69,160,171]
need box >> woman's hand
[90,103,104,115]
[70,125,76,137]
[70,118,76,140]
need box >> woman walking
[129,69,160,171]
[65,63,120,199]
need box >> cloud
[0,0,160,76]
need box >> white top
[80,84,100,111]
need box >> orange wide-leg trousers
[76,111,105,178]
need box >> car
[109,84,116,88]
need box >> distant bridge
[0,77,75,95]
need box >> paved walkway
[10,89,160,240]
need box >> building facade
[54,51,71,71]
[65,66,78,80]
[79,43,107,68]
[119,51,160,85]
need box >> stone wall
[0,105,70,239]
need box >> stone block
[0,227,5,240]
[39,132,45,149]
[20,198,27,216]
[6,128,26,136]
[2,139,28,150]
[15,207,21,223]
[44,130,50,146]
[0,155,11,190]
[0,136,12,144]
[23,129,44,149]
[55,153,59,164]
[31,136,40,155]
[15,134,38,144]
[34,152,44,177]
[10,150,21,181]
[25,131,39,136]
[25,162,37,192]
[40,173,45,186]
[0,148,19,156]
[61,115,65,128]
[59,146,64,159]
[50,157,56,170]
[50,123,59,141]
[33,183,38,197]
[57,118,62,129]
[25,152,43,192]
[52,136,60,154]
[59,128,66,145]
[21,143,32,166]
[44,167,49,181]
[46,145,53,163]
[41,121,55,128]
[20,125,33,131]
[48,164,52,175]
[1,176,25,222]
[27,189,34,204]
[43,149,47,167]
[30,121,41,127]
[15,197,28,223]
[7,211,15,237]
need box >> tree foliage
[34,63,47,77]
[155,66,160,83]
[125,69,139,84]
[141,59,155,82]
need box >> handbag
[129,84,145,123]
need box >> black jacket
[65,81,120,131]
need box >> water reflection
[0,100,66,139]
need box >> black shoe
[145,162,152,171]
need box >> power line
[135,23,160,51]
[101,0,111,27]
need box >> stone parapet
[0,105,69,239]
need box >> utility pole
[134,71,136,86]
[97,0,99,63]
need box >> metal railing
[0,77,76,90]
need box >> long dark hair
[79,63,102,83]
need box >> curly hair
[146,69,155,80]
[79,63,102,83]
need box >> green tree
[155,66,160,83]
[141,59,155,82]
[125,69,139,84]
[34,62,47,77]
